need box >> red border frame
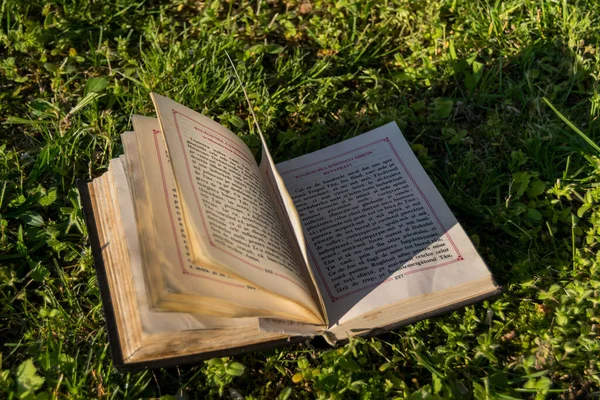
[152,128,245,288]
[278,138,464,302]
[171,110,311,295]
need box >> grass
[1,0,600,398]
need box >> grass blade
[543,97,600,155]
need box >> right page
[276,122,495,325]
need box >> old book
[80,93,500,370]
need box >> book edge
[120,335,303,372]
[127,285,502,371]
[78,179,128,370]
[336,285,503,343]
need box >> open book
[79,93,500,370]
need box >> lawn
[1,0,600,398]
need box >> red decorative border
[175,112,254,165]
[171,110,311,295]
[279,138,464,302]
[152,129,245,288]
[282,139,384,176]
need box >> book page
[276,122,492,325]
[122,118,322,324]
[110,156,258,333]
[258,146,328,324]
[149,94,323,322]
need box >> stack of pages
[79,93,500,369]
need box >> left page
[110,156,257,333]
[121,119,321,324]
[150,93,323,322]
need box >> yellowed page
[110,156,258,332]
[276,122,494,326]
[127,116,322,323]
[150,93,322,321]
[122,131,278,317]
[258,146,329,325]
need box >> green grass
[1,0,600,398]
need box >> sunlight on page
[277,122,491,325]
[150,94,323,322]
[111,156,258,332]
[122,117,322,323]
